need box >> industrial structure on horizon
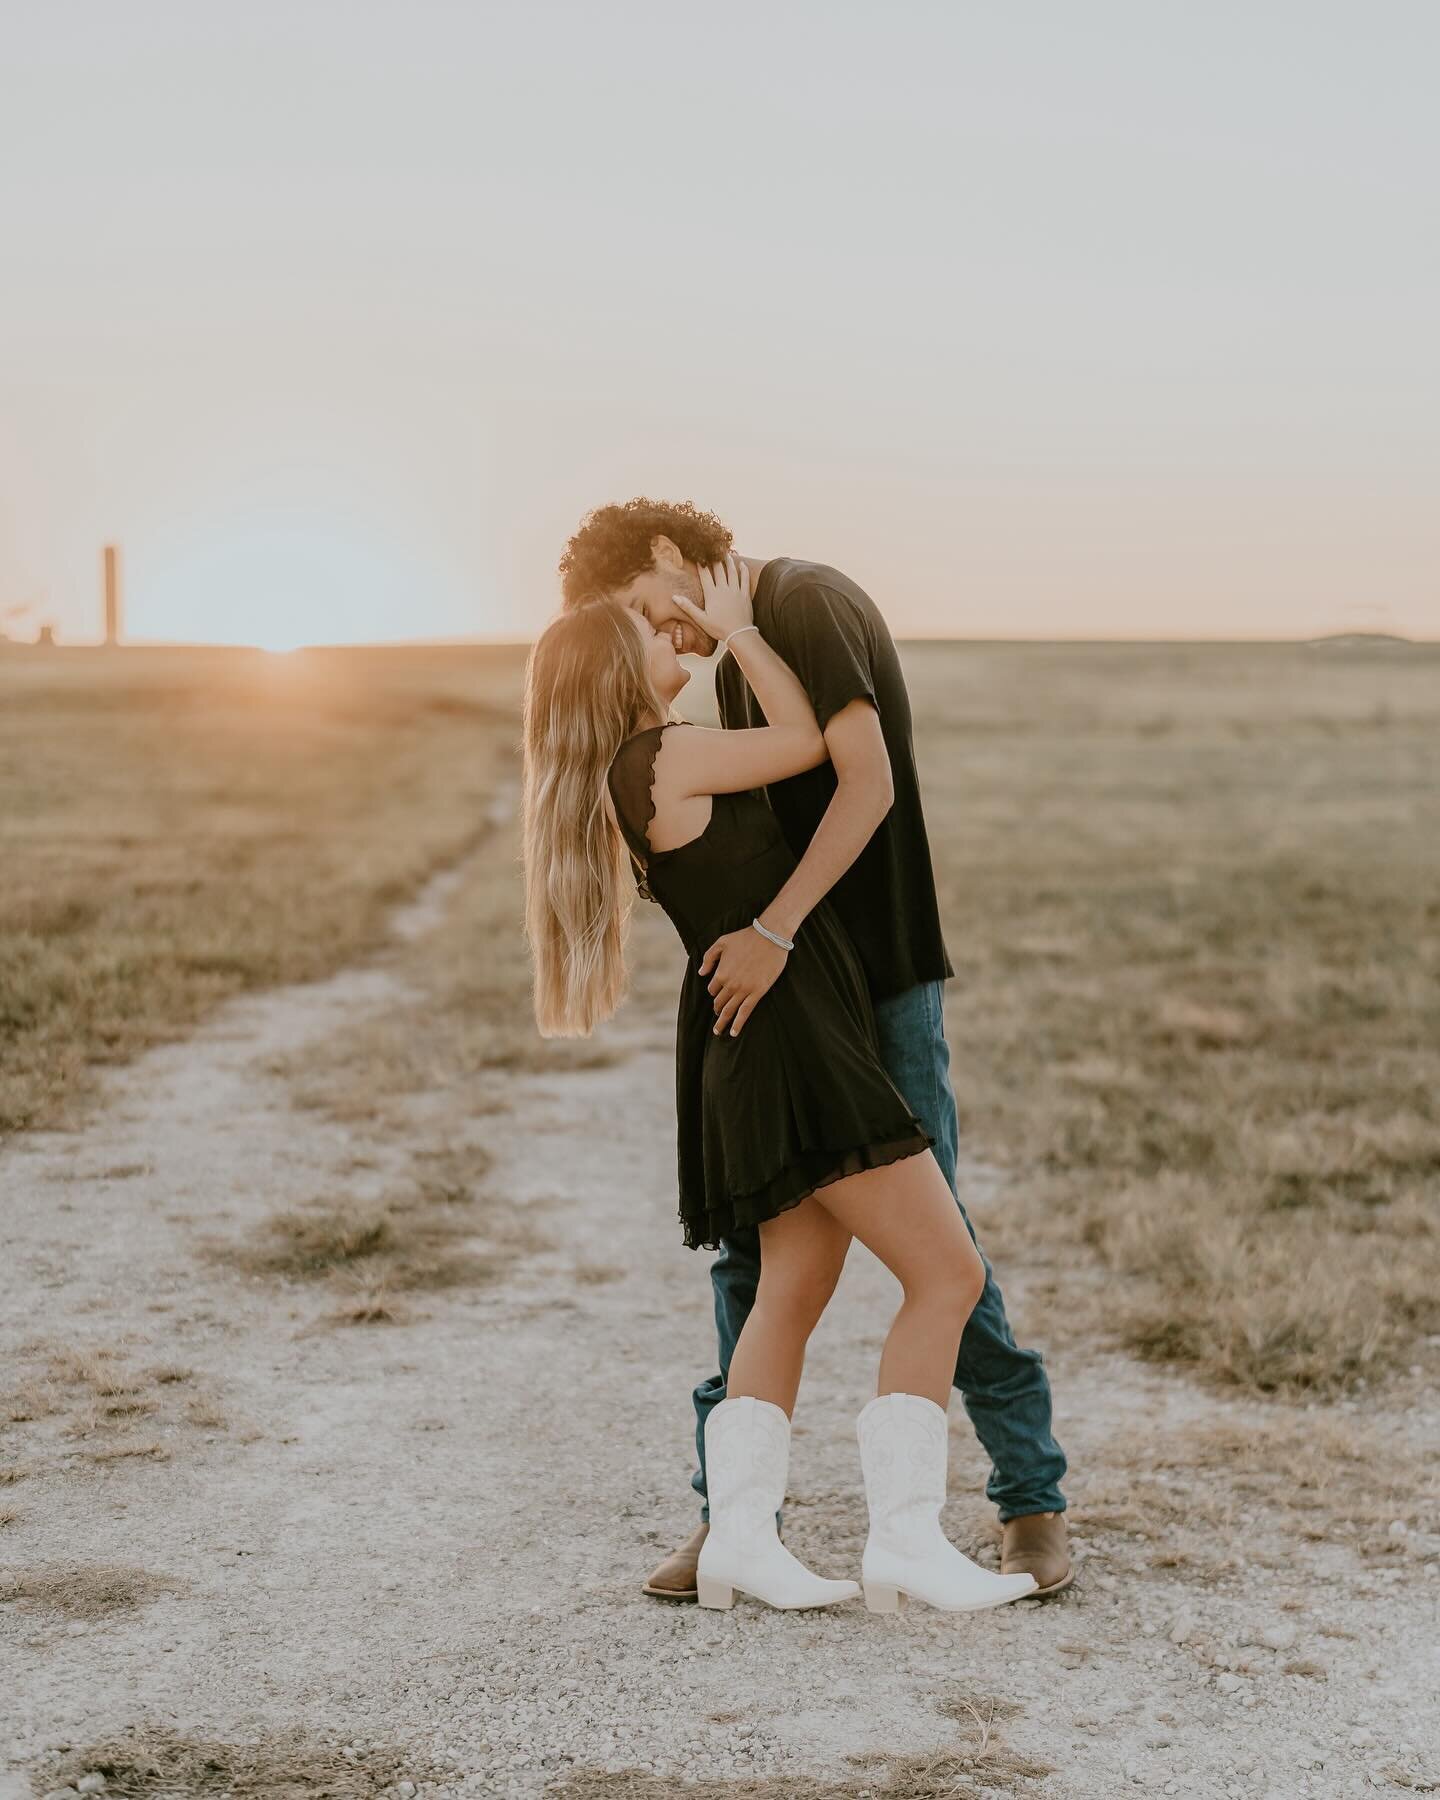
[103,544,122,646]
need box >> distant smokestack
[103,544,121,646]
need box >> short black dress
[607,721,934,1252]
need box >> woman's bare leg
[723,1146,986,1413]
[723,1198,852,1416]
[808,1148,985,1408]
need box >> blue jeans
[691,977,1068,1528]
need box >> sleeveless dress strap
[607,722,685,896]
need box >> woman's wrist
[720,622,759,649]
[756,901,802,944]
[750,916,794,952]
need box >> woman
[521,555,1036,1615]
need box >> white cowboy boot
[696,1396,861,1611]
[856,1391,1037,1613]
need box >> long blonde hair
[521,598,674,1036]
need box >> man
[559,498,1072,1598]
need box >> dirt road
[2,860,1435,1799]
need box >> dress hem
[680,1128,935,1252]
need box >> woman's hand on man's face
[672,553,750,648]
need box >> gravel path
[2,866,1436,1800]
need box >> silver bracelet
[722,623,760,648]
[751,917,794,952]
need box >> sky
[1,0,1437,648]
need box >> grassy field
[0,643,525,1133]
[907,640,1440,1397]
[4,637,1436,1400]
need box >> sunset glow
[137,519,442,652]
[2,5,1436,646]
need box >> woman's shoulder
[609,721,665,773]
[607,721,690,827]
[607,721,705,850]
[608,720,694,775]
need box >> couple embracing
[522,498,1071,1615]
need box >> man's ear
[650,534,684,572]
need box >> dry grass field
[907,641,1440,1399]
[0,644,525,1134]
[2,636,1437,1798]
[5,637,1437,1392]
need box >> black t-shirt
[715,556,954,1001]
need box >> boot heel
[864,1581,903,1613]
[696,1574,735,1609]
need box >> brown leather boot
[642,1522,709,1600]
[1000,1510,1074,1596]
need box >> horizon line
[2,631,1433,652]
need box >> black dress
[606,721,935,1252]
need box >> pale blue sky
[2,1,1437,645]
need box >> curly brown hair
[558,498,733,607]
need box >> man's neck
[735,554,773,601]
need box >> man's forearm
[757,772,892,942]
